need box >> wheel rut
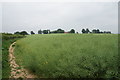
[9,42,37,78]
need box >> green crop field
[14,34,119,78]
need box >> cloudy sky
[1,1,118,34]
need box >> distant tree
[100,31,103,33]
[104,31,111,34]
[43,30,48,34]
[14,31,20,35]
[86,28,90,33]
[92,29,97,33]
[57,29,64,33]
[20,31,28,35]
[96,29,100,33]
[76,32,79,34]
[90,29,111,34]
[31,31,35,34]
[104,31,106,33]
[69,29,75,33]
[51,30,57,33]
[107,31,111,34]
[38,29,42,34]
[82,29,86,33]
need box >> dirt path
[9,42,37,78]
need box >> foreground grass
[0,34,2,79]
[2,39,15,78]
[2,34,25,78]
[15,34,119,78]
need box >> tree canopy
[14,31,29,35]
[69,29,75,33]
[31,31,35,34]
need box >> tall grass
[2,34,24,78]
[14,34,119,78]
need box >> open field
[14,34,118,78]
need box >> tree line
[14,29,75,35]
[14,28,111,35]
[82,28,111,34]
[2,33,25,40]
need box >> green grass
[2,39,13,78]
[0,34,2,79]
[2,33,25,78]
[14,34,119,78]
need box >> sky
[0,1,118,34]
[0,0,119,2]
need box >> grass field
[14,34,119,78]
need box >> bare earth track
[9,42,37,78]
